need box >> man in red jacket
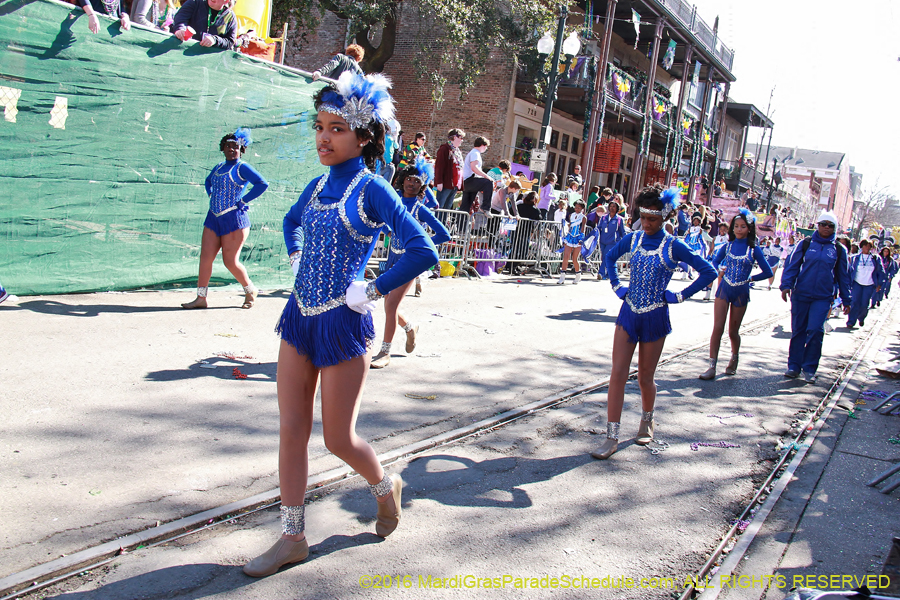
[434,128,466,210]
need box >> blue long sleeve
[417,205,451,247]
[366,184,438,294]
[604,231,636,289]
[670,239,716,298]
[779,243,804,291]
[712,244,727,270]
[835,250,851,305]
[237,163,269,203]
[750,246,774,281]
[422,187,438,209]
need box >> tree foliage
[853,180,898,238]
[272,0,564,101]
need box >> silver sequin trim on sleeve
[357,181,384,229]
[676,291,683,303]
[369,474,393,498]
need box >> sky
[688,0,900,198]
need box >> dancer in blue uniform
[557,199,587,285]
[591,185,716,460]
[371,157,450,369]
[596,198,625,280]
[779,211,851,384]
[243,73,439,578]
[879,246,898,300]
[698,209,773,380]
[846,239,883,329]
[182,129,269,310]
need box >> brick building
[280,0,738,201]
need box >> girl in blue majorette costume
[243,73,438,579]
[681,210,713,280]
[591,185,716,460]
[182,128,269,310]
[370,157,451,369]
[557,199,588,285]
[698,209,773,381]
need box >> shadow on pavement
[17,300,230,317]
[546,308,613,323]
[145,357,276,382]
[44,563,252,599]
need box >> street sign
[529,149,548,173]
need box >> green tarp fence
[0,0,325,295]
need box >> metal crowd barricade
[432,208,474,278]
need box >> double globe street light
[533,5,581,183]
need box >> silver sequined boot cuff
[197,286,209,298]
[641,410,654,422]
[281,504,305,536]
[369,474,393,498]
[606,422,620,441]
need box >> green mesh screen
[0,0,325,295]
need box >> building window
[626,157,633,171]
[568,158,577,177]
[571,138,579,155]
[549,131,559,148]
[561,134,569,152]
[548,152,557,175]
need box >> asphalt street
[0,272,890,599]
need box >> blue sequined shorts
[204,210,250,237]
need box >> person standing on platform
[458,137,494,214]
[779,211,851,384]
[433,128,465,210]
[312,44,365,80]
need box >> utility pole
[750,86,774,192]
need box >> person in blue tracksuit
[880,246,898,300]
[596,199,625,280]
[779,211,851,384]
[591,185,716,460]
[846,240,883,329]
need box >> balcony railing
[605,64,645,114]
[657,0,734,71]
[557,55,595,89]
[719,159,769,190]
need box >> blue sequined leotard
[385,197,451,270]
[278,157,439,368]
[605,230,717,343]
[202,160,268,236]
[711,239,773,307]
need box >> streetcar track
[0,308,793,599]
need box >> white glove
[345,281,375,315]
[290,251,301,277]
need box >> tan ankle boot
[242,537,309,577]
[181,296,208,309]
[724,353,739,375]
[636,419,654,445]
[699,358,717,380]
[375,475,403,538]
[590,438,618,460]
[241,289,258,309]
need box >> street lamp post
[533,5,580,184]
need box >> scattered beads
[690,441,741,451]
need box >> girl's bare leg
[220,227,252,287]
[196,227,222,288]
[636,336,667,413]
[382,279,415,344]
[724,303,748,374]
[592,325,637,459]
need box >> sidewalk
[720,305,900,600]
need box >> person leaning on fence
[592,185,716,460]
[459,136,494,214]
[433,128,466,210]
[77,0,131,33]
[779,211,851,384]
[181,128,268,310]
[492,179,521,217]
[172,0,236,48]
[312,44,364,81]
[537,173,558,220]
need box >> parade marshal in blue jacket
[779,211,851,384]
[846,239,883,329]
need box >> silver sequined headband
[320,98,376,131]
[640,207,667,216]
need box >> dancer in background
[699,209,772,380]
[592,185,716,460]
[182,129,268,310]
[704,221,730,300]
[557,199,587,285]
[243,73,438,577]
[371,157,450,369]
[596,197,625,281]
